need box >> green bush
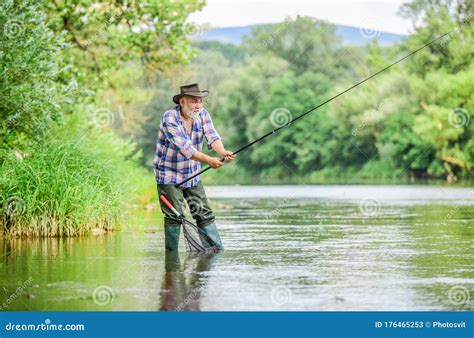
[0,114,148,236]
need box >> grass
[0,114,152,237]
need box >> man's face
[181,96,203,117]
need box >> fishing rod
[176,30,453,188]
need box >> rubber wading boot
[165,224,180,251]
[201,222,223,250]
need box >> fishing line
[176,30,453,187]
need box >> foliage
[0,0,71,150]
[43,0,206,91]
[0,113,147,236]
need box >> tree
[398,0,474,179]
[399,0,474,76]
[0,0,71,151]
[243,16,343,78]
[43,0,206,92]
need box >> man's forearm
[211,140,226,156]
[191,151,211,164]
[192,150,224,169]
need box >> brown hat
[173,83,209,104]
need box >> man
[154,83,235,251]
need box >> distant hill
[198,23,406,46]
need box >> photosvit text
[374,321,466,329]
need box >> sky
[189,0,413,35]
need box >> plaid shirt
[154,105,221,187]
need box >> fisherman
[154,83,235,251]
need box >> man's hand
[191,148,234,168]
[219,150,236,161]
[212,141,236,161]
[207,157,224,169]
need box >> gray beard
[182,105,200,119]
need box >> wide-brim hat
[173,83,209,104]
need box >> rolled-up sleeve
[162,113,198,159]
[201,109,222,150]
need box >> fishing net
[181,218,219,253]
[160,194,219,253]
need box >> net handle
[160,195,181,218]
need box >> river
[1,185,473,311]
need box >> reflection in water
[159,252,220,311]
